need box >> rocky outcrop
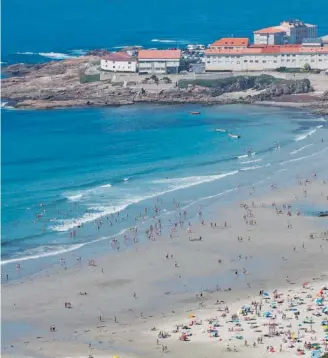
[0,59,318,110]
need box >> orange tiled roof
[205,45,328,55]
[138,50,181,59]
[210,38,249,47]
[254,26,286,34]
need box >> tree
[303,63,311,72]
[162,77,172,84]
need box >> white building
[253,27,286,45]
[138,50,181,74]
[100,52,137,73]
[204,45,328,71]
[280,20,317,44]
[321,35,328,45]
[254,20,318,45]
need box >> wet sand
[2,178,328,357]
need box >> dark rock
[86,49,111,56]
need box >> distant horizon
[2,0,327,64]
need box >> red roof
[205,45,328,55]
[211,38,249,47]
[103,52,135,61]
[254,26,285,34]
[138,50,181,59]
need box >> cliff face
[179,75,313,97]
[1,59,315,110]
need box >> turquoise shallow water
[2,104,328,273]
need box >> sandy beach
[2,177,328,358]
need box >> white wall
[138,59,180,74]
[205,53,328,71]
[254,33,285,45]
[100,59,137,72]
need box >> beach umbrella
[263,292,269,297]
[322,307,328,314]
[189,313,195,318]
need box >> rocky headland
[1,56,328,114]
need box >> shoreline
[2,177,328,357]
[2,57,328,113]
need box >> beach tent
[322,307,328,314]
[311,349,321,358]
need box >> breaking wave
[240,158,262,165]
[290,144,313,155]
[16,51,76,60]
[294,125,322,141]
[280,147,327,165]
[64,183,112,202]
[1,229,128,266]
[239,163,270,171]
[151,39,176,43]
[52,172,238,232]
[238,152,256,159]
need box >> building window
[262,60,266,63]
[250,60,253,63]
[244,60,248,63]
[255,60,259,63]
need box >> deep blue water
[2,0,328,64]
[2,104,328,269]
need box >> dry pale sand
[2,178,328,358]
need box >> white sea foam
[69,49,89,55]
[16,51,76,60]
[152,171,238,189]
[16,51,35,55]
[53,171,238,232]
[67,193,83,202]
[240,158,262,164]
[315,118,327,123]
[39,52,76,60]
[294,125,322,141]
[1,229,128,266]
[239,163,270,171]
[113,45,142,49]
[290,144,313,155]
[151,39,176,43]
[182,188,237,210]
[0,244,85,265]
[65,183,112,201]
[238,152,256,159]
[280,147,327,165]
[99,184,112,188]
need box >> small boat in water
[229,133,241,139]
[215,128,227,133]
[190,111,201,115]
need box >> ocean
[1,0,328,277]
[2,0,328,64]
[2,104,328,277]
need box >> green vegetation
[178,75,279,89]
[162,77,172,84]
[276,66,321,74]
[79,73,100,83]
